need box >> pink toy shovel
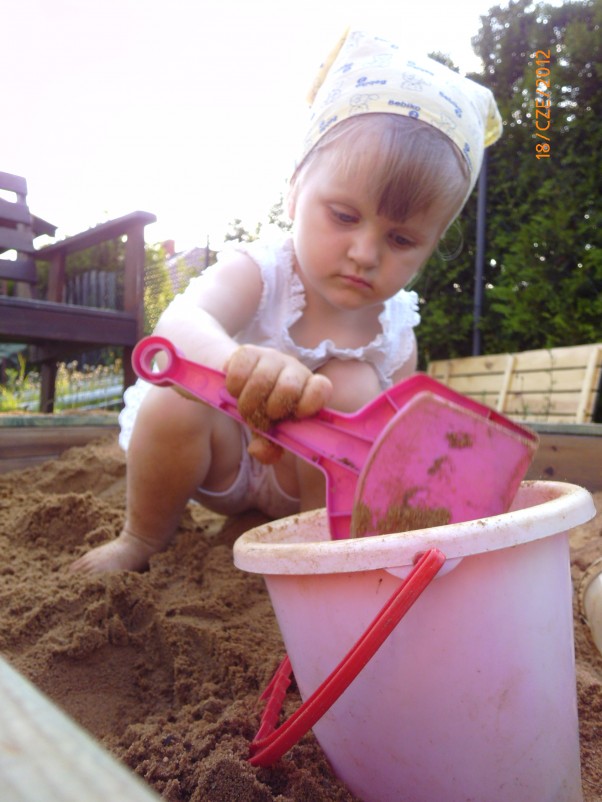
[132,336,538,539]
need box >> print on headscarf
[299,30,503,197]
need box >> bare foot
[70,530,160,573]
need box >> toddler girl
[72,29,502,573]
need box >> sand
[0,435,601,802]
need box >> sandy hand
[225,346,332,464]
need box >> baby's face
[288,150,448,313]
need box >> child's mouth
[341,274,372,289]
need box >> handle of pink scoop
[248,547,446,766]
[133,335,245,420]
[132,336,371,475]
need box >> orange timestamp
[534,50,552,159]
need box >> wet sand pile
[0,435,600,801]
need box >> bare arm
[154,251,265,370]
[153,251,332,461]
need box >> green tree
[478,0,601,352]
[266,194,293,232]
[224,217,261,243]
[414,0,601,363]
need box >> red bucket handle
[249,547,446,766]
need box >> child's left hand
[224,345,332,463]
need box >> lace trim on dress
[235,233,420,386]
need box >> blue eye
[391,232,412,247]
[331,207,358,224]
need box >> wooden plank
[504,391,594,419]
[35,211,156,259]
[513,343,601,371]
[429,353,511,377]
[0,171,27,195]
[0,426,119,457]
[526,429,602,491]
[431,373,505,396]
[0,655,161,802]
[429,361,595,387]
[496,354,515,413]
[0,227,35,254]
[0,455,62,473]
[0,298,138,346]
[0,258,37,283]
[427,360,451,383]
[0,414,119,428]
[31,214,57,238]
[528,422,602,435]
[577,345,601,423]
[0,198,31,226]
[0,417,119,474]
[508,366,593,393]
[428,343,602,424]
[430,344,601,377]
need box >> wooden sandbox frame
[0,343,600,796]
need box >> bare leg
[296,460,327,511]
[70,386,243,573]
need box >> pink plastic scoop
[132,336,538,539]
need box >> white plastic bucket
[234,481,596,802]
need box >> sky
[3,0,504,252]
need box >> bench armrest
[33,211,156,259]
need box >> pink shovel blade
[351,392,537,537]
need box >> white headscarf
[299,30,503,197]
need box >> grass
[0,354,124,412]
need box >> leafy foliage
[413,0,601,365]
[224,196,292,243]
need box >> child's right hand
[224,345,332,464]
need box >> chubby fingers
[294,374,332,418]
[225,346,332,427]
[247,434,283,465]
[226,346,283,430]
[225,346,262,398]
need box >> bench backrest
[0,172,37,289]
[428,343,602,424]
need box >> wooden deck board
[428,343,602,423]
[0,414,119,473]
[0,655,161,802]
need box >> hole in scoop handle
[132,335,180,387]
[248,547,446,767]
[132,335,246,416]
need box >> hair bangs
[295,114,470,228]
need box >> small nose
[348,228,379,270]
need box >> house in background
[162,239,217,294]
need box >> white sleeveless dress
[119,231,420,450]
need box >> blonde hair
[292,114,471,232]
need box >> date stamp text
[534,50,552,159]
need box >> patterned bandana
[299,29,503,197]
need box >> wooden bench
[0,170,156,412]
[428,344,602,490]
